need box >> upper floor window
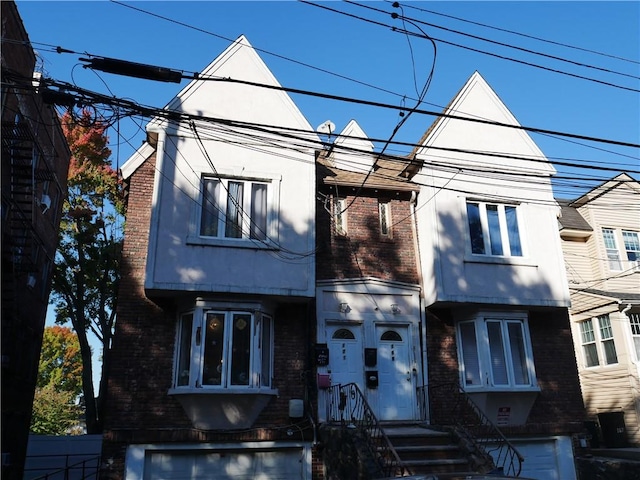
[602,228,639,271]
[379,200,392,238]
[629,313,640,362]
[579,314,618,367]
[334,197,347,236]
[622,231,639,267]
[466,201,522,257]
[200,177,268,240]
[457,315,536,389]
[175,308,273,389]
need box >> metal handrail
[425,383,524,477]
[326,383,409,478]
[23,454,101,480]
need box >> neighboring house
[1,2,71,479]
[559,174,640,447]
[407,72,585,479]
[101,36,319,479]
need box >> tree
[30,385,82,435]
[37,325,83,395]
[51,108,125,433]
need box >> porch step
[381,423,475,476]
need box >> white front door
[327,324,363,390]
[376,325,416,421]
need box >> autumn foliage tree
[30,326,83,435]
[51,108,124,433]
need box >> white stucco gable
[416,71,555,177]
[329,119,376,173]
[147,35,315,136]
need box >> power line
[393,1,640,66]
[300,1,640,94]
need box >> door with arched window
[376,325,416,420]
[327,324,363,391]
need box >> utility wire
[393,1,640,66]
[300,1,640,93]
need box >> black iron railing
[23,454,101,480]
[423,383,524,477]
[326,383,409,478]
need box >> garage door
[512,437,576,480]
[143,448,304,480]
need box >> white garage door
[512,437,576,480]
[143,448,304,480]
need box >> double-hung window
[622,230,639,268]
[175,308,273,389]
[466,201,523,257]
[200,177,268,240]
[602,228,622,270]
[579,314,618,367]
[457,315,536,389]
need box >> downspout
[410,189,429,422]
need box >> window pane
[622,231,639,262]
[466,202,485,254]
[379,201,391,236]
[598,315,617,365]
[630,314,640,361]
[177,314,193,386]
[200,179,220,236]
[602,340,618,365]
[580,319,599,367]
[230,314,251,385]
[603,228,622,270]
[250,183,267,240]
[505,206,522,256]
[507,322,529,385]
[203,313,225,385]
[486,205,504,256]
[487,321,508,385]
[261,315,272,388]
[459,322,481,386]
[225,181,244,238]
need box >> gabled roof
[405,71,556,179]
[570,173,640,208]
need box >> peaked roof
[570,173,640,208]
[405,71,555,178]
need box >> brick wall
[427,308,586,436]
[316,191,418,285]
[100,155,315,478]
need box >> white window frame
[173,305,274,390]
[188,172,281,248]
[602,228,622,271]
[456,313,537,391]
[579,314,618,368]
[334,197,347,236]
[465,200,524,258]
[622,230,639,269]
[379,200,392,238]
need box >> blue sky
[16,1,639,387]
[17,1,640,199]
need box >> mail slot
[366,370,378,389]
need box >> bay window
[466,201,523,257]
[629,313,640,361]
[174,308,273,389]
[457,314,536,389]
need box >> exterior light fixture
[391,304,401,315]
[339,303,350,313]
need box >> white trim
[120,142,155,180]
